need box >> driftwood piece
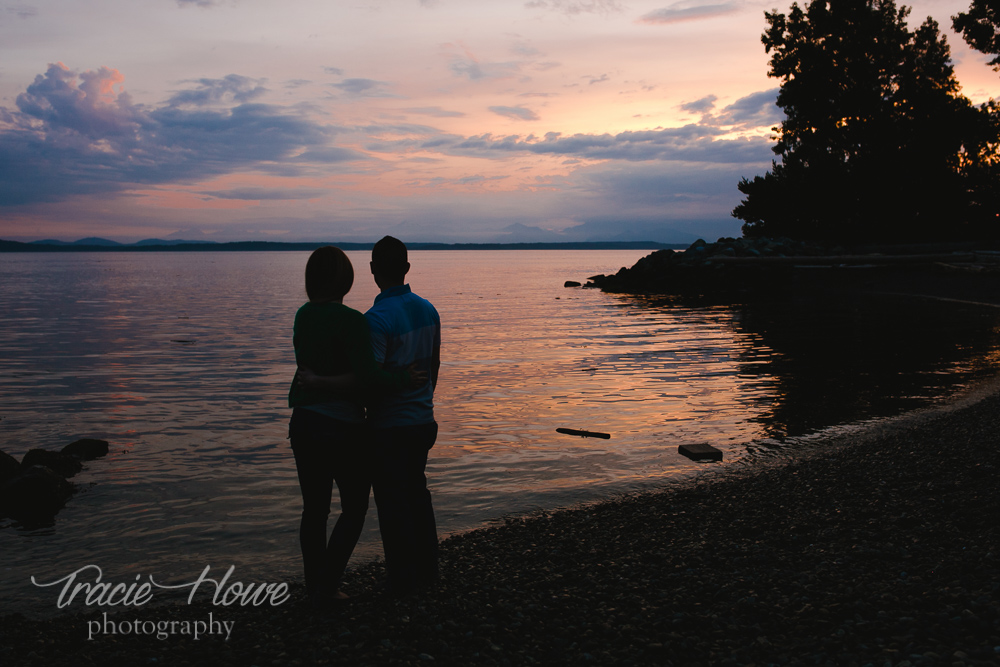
[556,428,611,439]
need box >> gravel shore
[3,387,1000,666]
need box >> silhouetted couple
[287,236,441,606]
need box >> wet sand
[3,379,999,666]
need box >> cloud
[357,115,775,164]
[12,64,139,138]
[5,5,37,19]
[200,187,329,200]
[532,61,561,72]
[525,0,625,16]
[638,1,740,24]
[402,106,466,118]
[552,160,755,240]
[455,174,509,185]
[167,75,268,106]
[449,55,521,81]
[510,40,541,57]
[680,94,717,114]
[711,88,781,128]
[0,63,342,206]
[441,125,772,163]
[297,146,369,163]
[488,105,540,121]
[323,67,345,76]
[587,73,610,85]
[330,78,393,96]
[175,0,218,7]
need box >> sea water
[2,250,999,616]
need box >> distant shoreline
[0,239,681,253]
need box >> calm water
[2,250,999,617]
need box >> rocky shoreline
[585,238,1000,301]
[0,439,110,524]
[3,384,999,665]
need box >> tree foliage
[733,0,999,243]
[953,0,1000,70]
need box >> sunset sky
[1,0,996,243]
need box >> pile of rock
[585,237,833,294]
[0,438,108,524]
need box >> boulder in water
[0,465,75,521]
[0,450,19,484]
[61,438,109,460]
[21,449,83,478]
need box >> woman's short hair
[305,246,354,302]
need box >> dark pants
[289,408,371,600]
[371,421,439,594]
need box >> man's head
[371,235,410,289]
[305,245,354,302]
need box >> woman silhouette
[287,246,418,607]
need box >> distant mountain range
[29,238,219,247]
[2,238,681,252]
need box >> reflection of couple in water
[287,236,441,606]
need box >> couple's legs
[372,422,439,595]
[289,409,370,602]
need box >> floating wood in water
[556,428,611,439]
[678,443,723,461]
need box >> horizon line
[0,238,687,252]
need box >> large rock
[61,438,109,460]
[0,450,19,483]
[0,465,75,521]
[20,449,83,478]
[586,236,836,296]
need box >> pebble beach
[3,379,999,666]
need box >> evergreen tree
[953,0,1000,70]
[733,0,997,242]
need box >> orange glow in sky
[0,0,995,243]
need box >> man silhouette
[365,236,441,594]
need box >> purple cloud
[200,187,329,200]
[711,89,781,128]
[330,78,393,97]
[297,146,369,163]
[167,75,268,106]
[0,63,342,206]
[638,1,740,24]
[443,125,772,163]
[489,105,540,121]
[6,5,38,19]
[449,56,520,81]
[680,94,718,114]
[525,0,625,15]
[402,106,467,118]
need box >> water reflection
[3,250,1000,618]
[621,291,1000,443]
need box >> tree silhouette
[733,0,999,243]
[954,0,1000,71]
